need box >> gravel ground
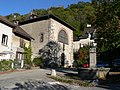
[0,68,115,90]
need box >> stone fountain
[78,47,110,80]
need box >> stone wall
[50,19,73,67]
[21,20,49,59]
[21,18,74,67]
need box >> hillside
[5,1,95,38]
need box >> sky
[0,0,90,16]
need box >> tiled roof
[13,26,34,40]
[0,16,16,28]
[73,27,96,41]
[80,27,95,39]
[0,16,34,40]
[19,14,76,31]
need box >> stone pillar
[51,69,56,77]
[21,60,24,68]
[11,62,14,69]
[89,48,96,67]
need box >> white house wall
[73,38,95,52]
[11,33,30,60]
[0,23,12,60]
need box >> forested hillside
[5,1,95,38]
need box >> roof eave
[19,14,76,31]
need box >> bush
[48,61,58,69]
[23,64,31,69]
[24,44,32,66]
[77,59,88,67]
[0,60,13,71]
[33,57,43,67]
[77,46,89,67]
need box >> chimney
[13,15,19,25]
[87,24,91,28]
[29,11,38,19]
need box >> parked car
[96,61,109,68]
[82,63,89,68]
[112,59,120,71]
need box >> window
[1,34,8,46]
[58,30,68,44]
[40,33,44,42]
[20,38,24,48]
[16,52,25,60]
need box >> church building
[19,14,75,67]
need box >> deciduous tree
[93,0,120,61]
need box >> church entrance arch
[58,30,68,67]
[61,53,65,66]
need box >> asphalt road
[0,69,54,88]
[0,68,116,90]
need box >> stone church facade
[19,14,75,67]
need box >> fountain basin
[78,67,110,80]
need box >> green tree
[94,0,120,61]
[39,41,61,68]
[5,1,95,39]
[77,46,89,67]
[32,57,43,67]
[24,43,32,66]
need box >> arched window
[58,30,68,44]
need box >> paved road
[0,68,115,90]
[0,69,54,88]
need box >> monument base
[51,69,56,77]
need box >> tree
[94,0,120,61]
[24,43,32,66]
[39,41,62,68]
[5,1,95,39]
[77,46,89,67]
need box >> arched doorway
[58,30,68,67]
[61,53,65,66]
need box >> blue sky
[0,0,90,16]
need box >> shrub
[77,59,88,67]
[0,60,13,71]
[23,64,31,69]
[24,45,32,66]
[32,57,43,67]
[77,46,89,67]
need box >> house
[11,26,33,60]
[0,16,13,60]
[19,14,75,67]
[0,16,33,67]
[73,24,96,52]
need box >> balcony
[17,47,24,52]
